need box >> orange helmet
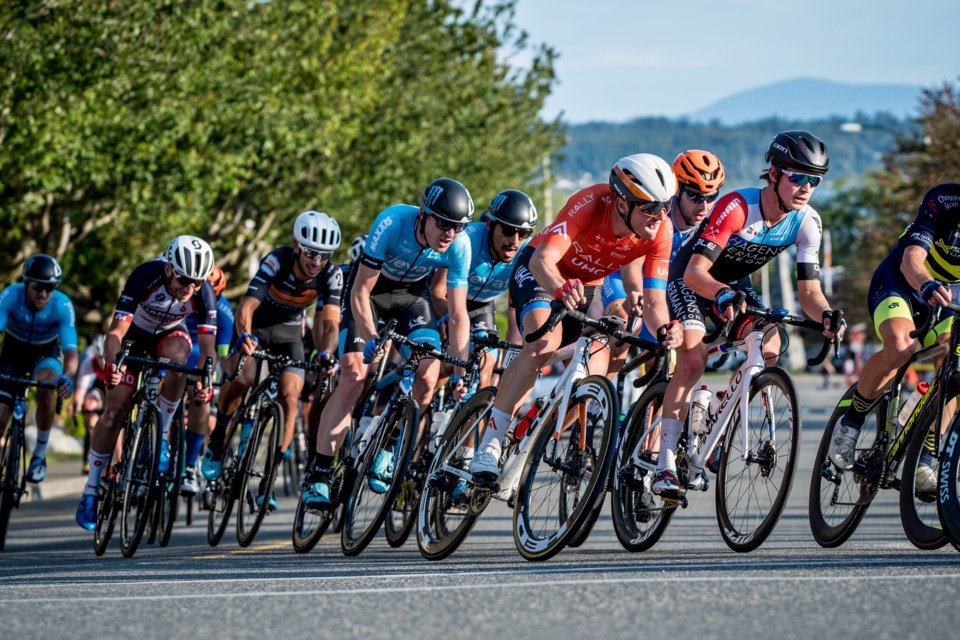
[672,150,725,194]
[207,265,227,297]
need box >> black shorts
[467,299,499,338]
[0,335,63,404]
[508,245,600,348]
[114,324,192,388]
[339,276,440,355]
[247,322,306,376]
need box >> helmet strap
[620,202,642,236]
[772,169,791,213]
[415,211,429,248]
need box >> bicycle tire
[808,385,883,547]
[0,422,22,551]
[342,397,419,556]
[236,401,283,547]
[899,411,948,549]
[937,413,960,552]
[157,412,185,548]
[716,367,799,552]
[384,417,430,548]
[611,380,676,552]
[514,375,619,561]
[93,451,120,557]
[120,404,162,558]
[207,418,240,547]
[291,461,344,554]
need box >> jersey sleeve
[360,206,402,270]
[245,250,284,302]
[56,293,79,350]
[114,262,155,323]
[194,281,218,336]
[444,233,472,289]
[693,194,748,262]
[322,263,344,308]
[536,187,594,257]
[904,185,950,252]
[215,296,235,354]
[795,209,823,281]
[0,285,13,333]
[641,220,672,291]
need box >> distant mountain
[690,78,922,124]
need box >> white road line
[1,573,959,604]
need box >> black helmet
[22,254,62,285]
[421,177,475,224]
[484,189,538,230]
[765,130,830,176]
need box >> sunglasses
[432,216,465,233]
[29,282,56,293]
[633,200,671,218]
[684,189,719,204]
[498,223,533,239]
[300,247,332,262]
[780,169,822,188]
[174,274,204,288]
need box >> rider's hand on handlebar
[194,378,214,404]
[314,350,339,374]
[362,338,381,364]
[624,290,643,318]
[920,279,951,308]
[448,375,467,402]
[822,309,847,342]
[56,375,73,400]
[657,320,683,350]
[713,287,738,322]
[237,331,259,356]
[108,363,126,388]
[554,278,585,311]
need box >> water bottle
[898,381,930,426]
[356,415,382,457]
[429,408,454,453]
[506,400,542,445]
[690,386,712,435]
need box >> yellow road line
[193,540,291,559]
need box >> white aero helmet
[294,211,341,252]
[349,234,368,263]
[609,153,678,206]
[165,235,215,280]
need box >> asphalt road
[2,376,959,639]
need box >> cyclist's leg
[155,329,192,471]
[601,270,631,378]
[206,341,258,459]
[278,369,305,452]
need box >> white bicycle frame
[627,326,770,483]
[438,331,602,503]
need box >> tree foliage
[0,0,562,326]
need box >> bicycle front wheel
[207,419,240,547]
[937,413,960,552]
[716,368,799,552]
[514,375,618,562]
[900,412,948,550]
[157,410,184,547]
[808,386,883,547]
[236,402,283,547]
[120,405,162,558]
[0,423,23,551]
[342,397,419,556]
[385,413,431,548]
[93,451,120,557]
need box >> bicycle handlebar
[0,373,63,413]
[909,301,960,340]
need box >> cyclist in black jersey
[829,183,960,476]
[201,211,342,511]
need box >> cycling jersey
[893,183,960,282]
[0,284,78,348]
[673,188,822,282]
[114,260,218,335]
[462,222,528,303]
[527,184,671,288]
[244,247,342,328]
[74,353,109,400]
[186,295,235,366]
[360,205,471,287]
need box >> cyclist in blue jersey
[180,265,235,495]
[303,177,474,507]
[201,212,343,514]
[76,236,218,529]
[0,254,78,484]
[433,189,536,386]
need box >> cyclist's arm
[316,303,340,357]
[446,285,470,370]
[530,243,570,295]
[901,245,938,291]
[103,314,133,370]
[234,295,261,337]
[197,332,217,369]
[506,294,521,344]
[797,279,832,323]
[430,269,449,318]
[350,263,381,344]
[684,254,728,300]
[62,348,79,379]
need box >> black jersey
[245,246,343,328]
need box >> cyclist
[471,154,684,481]
[76,236,218,530]
[201,211,342,512]
[433,189,535,387]
[653,130,844,500]
[601,150,727,373]
[302,177,474,508]
[828,183,960,493]
[180,265,235,496]
[0,254,78,484]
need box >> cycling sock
[920,431,937,467]
[33,428,51,459]
[311,456,335,483]
[84,451,112,496]
[843,389,874,428]
[208,412,231,455]
[479,407,514,450]
[157,395,181,440]
[656,418,683,473]
[185,430,206,468]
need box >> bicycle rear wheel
[207,419,240,547]
[937,413,960,552]
[94,453,120,556]
[0,423,23,551]
[899,409,948,549]
[808,386,884,547]
[120,405,162,558]
[342,397,419,556]
[291,461,344,554]
[384,419,430,548]
[157,411,184,548]
[514,375,618,561]
[236,402,283,547]
[611,381,676,552]
[716,368,799,552]
[417,388,495,561]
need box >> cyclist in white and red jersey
[76,236,218,530]
[652,131,844,500]
[470,154,684,481]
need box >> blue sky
[511,0,960,123]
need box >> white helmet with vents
[165,235,215,280]
[294,211,341,252]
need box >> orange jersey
[529,184,672,286]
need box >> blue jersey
[462,222,528,303]
[669,211,698,261]
[185,295,235,353]
[0,284,78,349]
[360,205,471,288]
